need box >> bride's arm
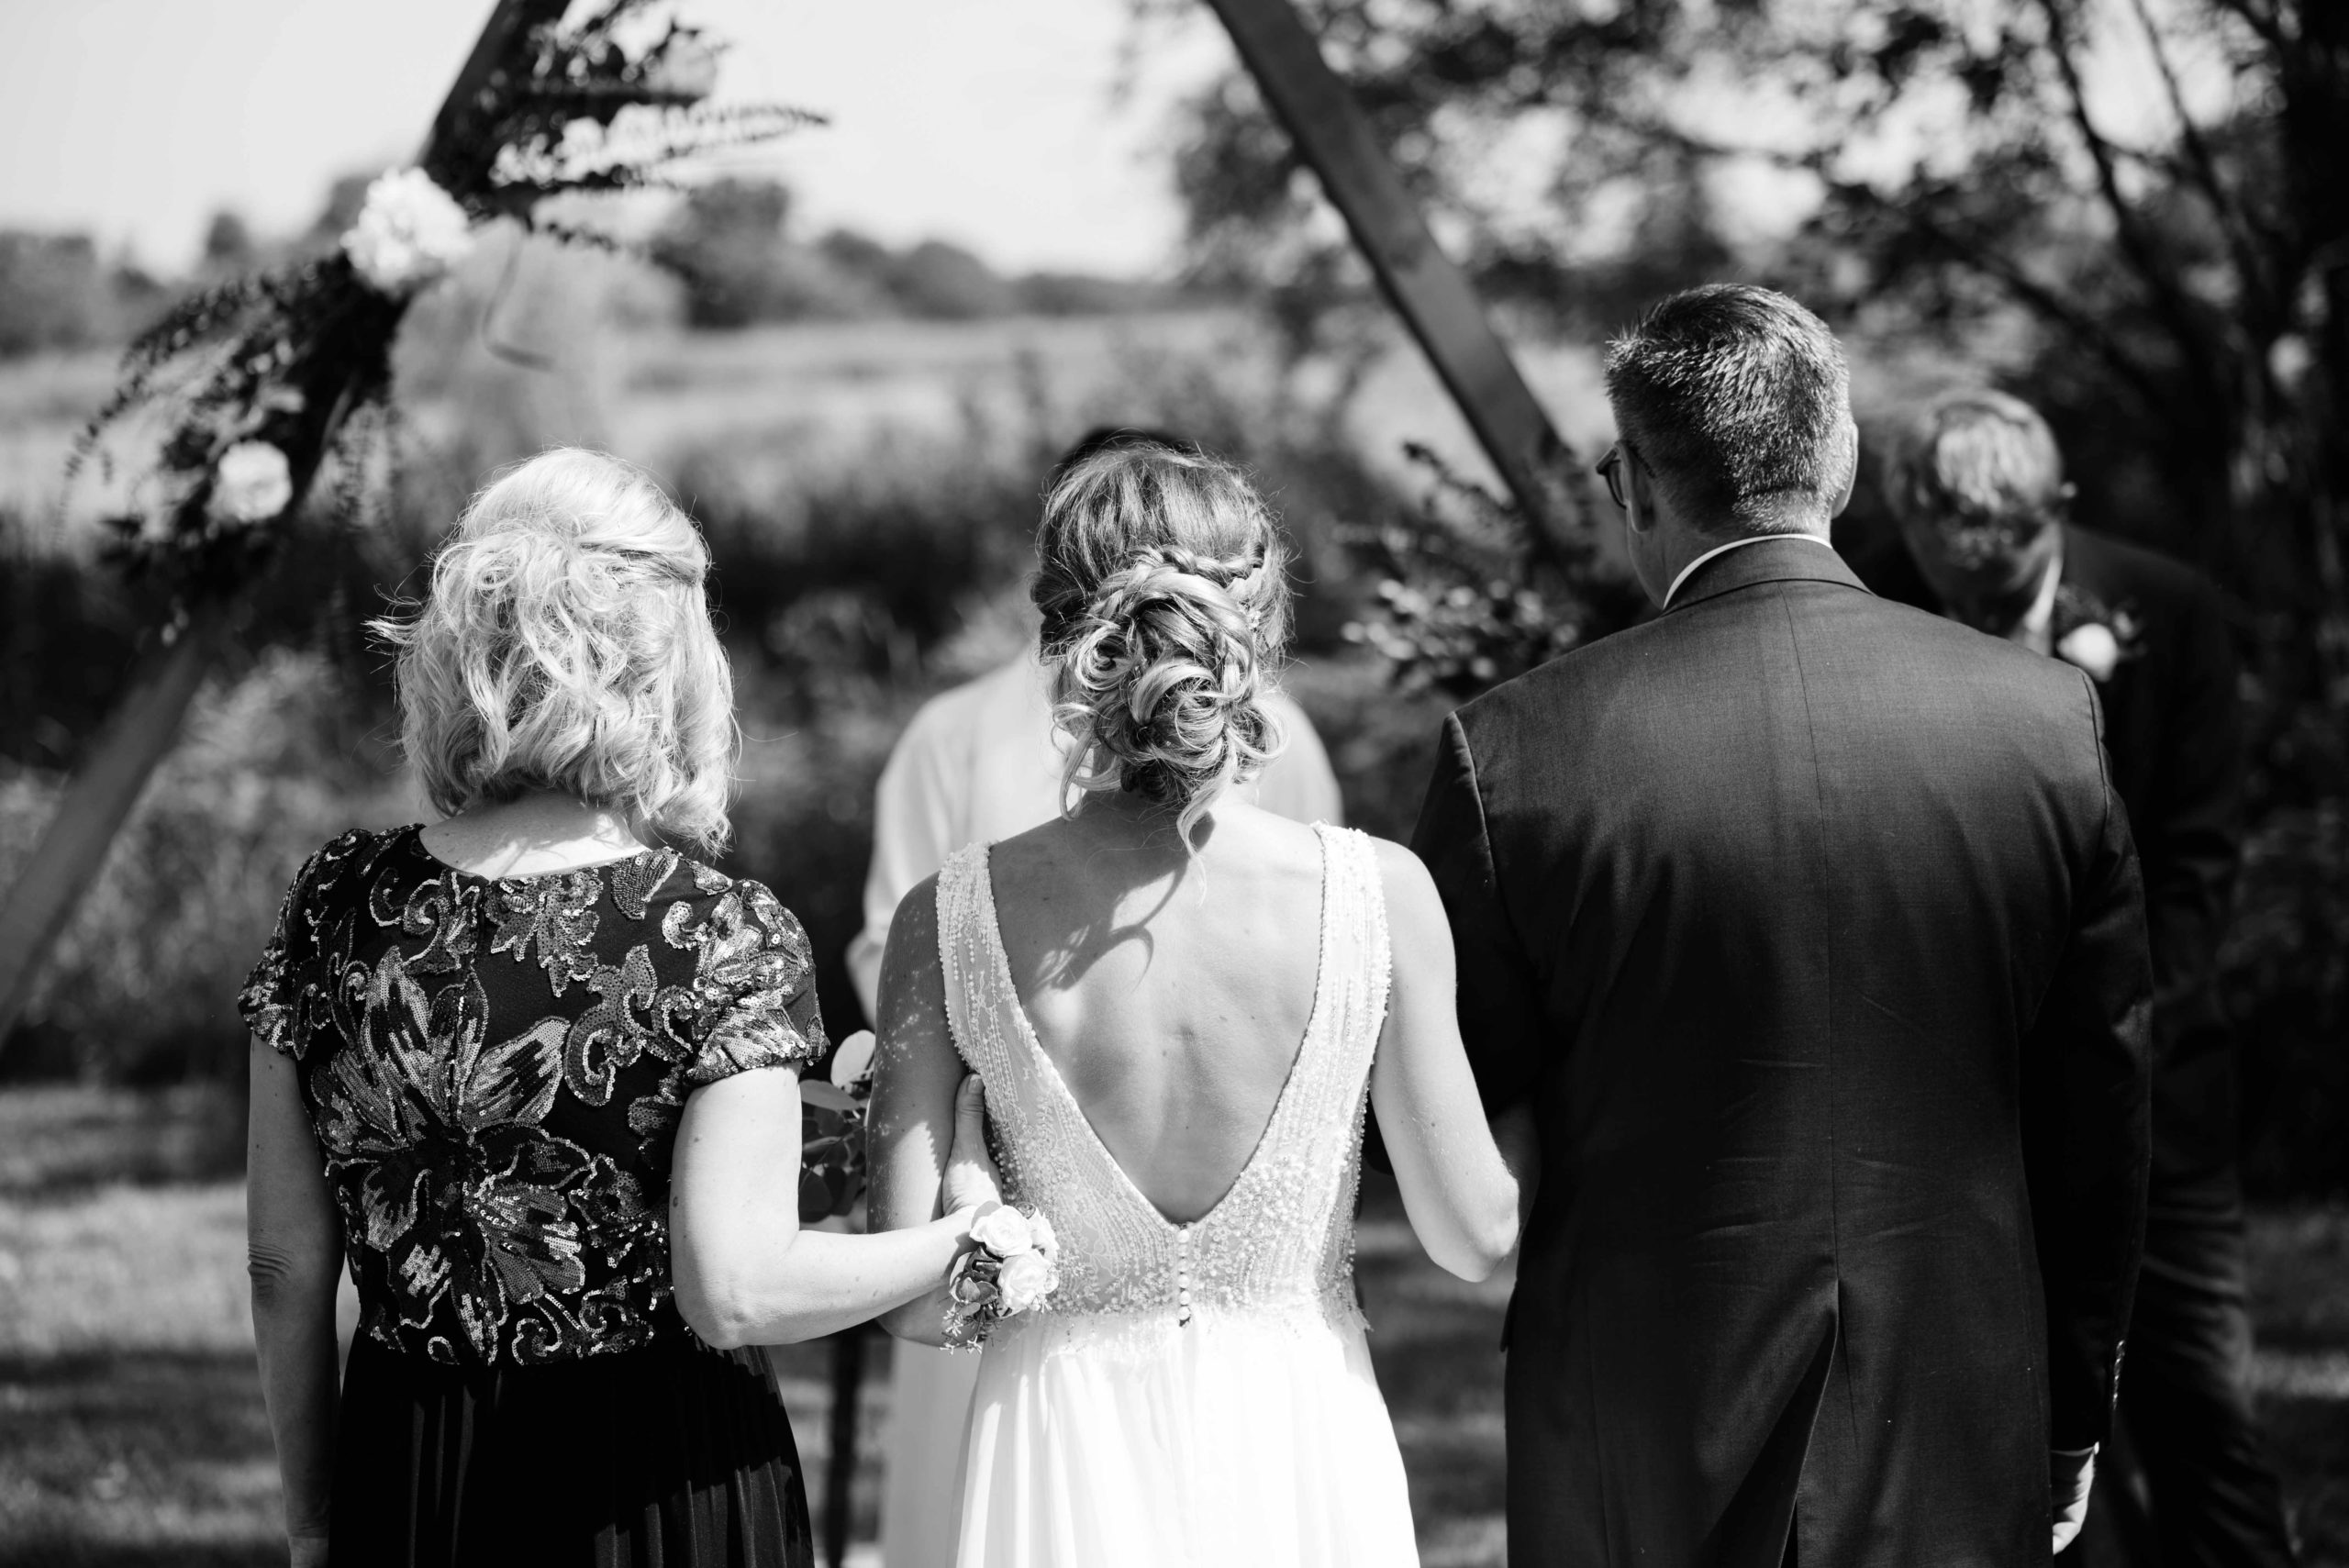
[1368,840,1525,1282]
[867,877,982,1346]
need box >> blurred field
[0,1087,2343,1567]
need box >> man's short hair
[1603,284,1857,533]
[1884,389,2067,536]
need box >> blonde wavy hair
[1031,441,1293,847]
[372,448,737,855]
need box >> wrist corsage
[943,1202,1061,1350]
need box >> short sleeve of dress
[685,880,830,1084]
[239,845,328,1059]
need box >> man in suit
[1412,285,2153,1566]
[1856,390,2294,1568]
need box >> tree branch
[2033,0,2229,408]
[2121,0,2277,318]
[1885,200,2176,419]
[1625,114,2173,416]
[2202,0,2290,54]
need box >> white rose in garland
[341,168,474,296]
[208,441,295,526]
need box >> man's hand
[288,1529,330,1568]
[2052,1445,2097,1553]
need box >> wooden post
[0,604,228,1038]
[0,0,566,1053]
[1202,0,1598,562]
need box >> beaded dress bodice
[936,824,1389,1332]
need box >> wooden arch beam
[1202,0,1596,561]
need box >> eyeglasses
[1596,443,1633,510]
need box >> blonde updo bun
[371,447,738,855]
[1032,441,1293,845]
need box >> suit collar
[1665,532,1870,613]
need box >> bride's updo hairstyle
[1032,438,1293,846]
[373,447,737,854]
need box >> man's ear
[1827,416,1860,519]
[1624,450,1660,537]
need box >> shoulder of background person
[2062,524,2224,626]
[889,655,1035,760]
[1837,517,1941,612]
[1252,684,1344,826]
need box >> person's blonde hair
[1885,388,2069,530]
[1031,441,1292,848]
[372,448,737,855]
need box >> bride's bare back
[987,795,1328,1225]
[871,439,1518,1373]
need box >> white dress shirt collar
[2008,550,2065,656]
[1664,531,1839,609]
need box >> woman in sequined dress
[242,450,999,1568]
[868,441,1526,1568]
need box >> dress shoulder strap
[1313,825,1393,1077]
[934,843,1013,1085]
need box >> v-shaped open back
[936,822,1392,1329]
[974,830,1331,1231]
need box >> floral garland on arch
[70,0,816,602]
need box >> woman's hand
[941,1074,1002,1215]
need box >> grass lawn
[0,1086,2342,1566]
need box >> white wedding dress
[935,825,1420,1568]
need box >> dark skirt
[330,1330,814,1568]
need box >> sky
[0,0,1226,276]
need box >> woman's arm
[246,1037,344,1568]
[1368,840,1524,1281]
[669,1059,985,1349]
[867,877,981,1345]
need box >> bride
[868,439,1522,1567]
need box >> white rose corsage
[943,1201,1060,1349]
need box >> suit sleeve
[2140,579,2243,1021]
[2021,672,2154,1451]
[1408,712,1548,1117]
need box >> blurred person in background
[1859,391,2295,1568]
[846,427,1345,1568]
[241,448,1002,1568]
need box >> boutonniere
[2052,584,2146,684]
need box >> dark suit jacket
[1413,539,2153,1568]
[1851,525,2245,1195]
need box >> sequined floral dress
[239,825,827,1568]
[937,824,1420,1568]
